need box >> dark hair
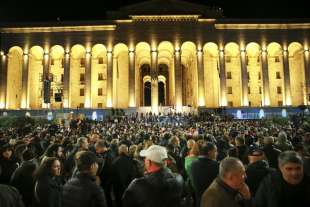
[278,151,303,167]
[199,142,216,156]
[35,157,59,180]
[76,151,97,172]
[44,144,62,158]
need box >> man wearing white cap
[122,145,184,207]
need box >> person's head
[264,136,274,146]
[77,137,89,150]
[118,144,128,156]
[0,145,13,160]
[140,145,168,172]
[199,142,217,160]
[129,145,138,158]
[187,139,196,150]
[278,151,304,185]
[219,157,246,190]
[95,140,108,154]
[36,157,61,179]
[248,146,265,164]
[76,151,98,176]
[44,144,64,158]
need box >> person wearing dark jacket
[263,136,281,168]
[34,157,62,207]
[189,142,219,207]
[254,151,310,207]
[112,144,138,207]
[122,145,183,207]
[10,148,37,207]
[62,151,107,207]
[0,184,25,207]
[0,144,19,185]
[245,146,275,196]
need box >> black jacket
[189,156,219,207]
[62,172,107,207]
[122,167,183,207]
[254,171,310,207]
[34,176,62,207]
[0,184,25,207]
[263,145,281,169]
[245,160,275,196]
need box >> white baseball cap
[140,145,168,164]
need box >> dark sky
[0,0,308,22]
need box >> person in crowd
[62,151,107,207]
[184,140,199,176]
[189,142,219,207]
[10,148,37,207]
[112,144,138,207]
[34,157,62,207]
[246,145,275,196]
[275,131,293,152]
[254,151,310,207]
[200,157,251,207]
[122,145,184,207]
[0,184,25,207]
[63,137,89,178]
[0,144,19,184]
[263,136,281,168]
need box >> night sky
[0,0,308,22]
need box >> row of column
[1,47,310,111]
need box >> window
[248,87,251,94]
[80,58,85,67]
[226,56,231,63]
[277,86,282,94]
[226,72,232,79]
[80,73,85,82]
[98,88,103,96]
[79,103,84,108]
[80,88,85,96]
[61,58,64,68]
[259,87,262,94]
[278,101,283,106]
[98,73,104,81]
[258,72,261,80]
[51,59,55,65]
[248,101,252,107]
[246,56,249,65]
[97,103,103,108]
[257,56,260,63]
[98,57,104,64]
[50,88,53,97]
[247,72,250,80]
[276,72,281,79]
[227,87,233,94]
[275,56,280,62]
[61,74,64,83]
[228,101,233,107]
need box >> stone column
[261,49,270,106]
[240,49,249,106]
[42,52,50,107]
[282,49,291,105]
[107,50,113,107]
[151,50,158,114]
[219,49,227,106]
[197,49,205,106]
[63,51,70,108]
[85,51,92,108]
[0,53,7,109]
[304,49,310,105]
[174,49,182,111]
[21,52,29,108]
[128,50,136,107]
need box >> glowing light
[236,110,243,119]
[0,102,5,109]
[107,99,113,107]
[259,109,265,119]
[198,98,205,107]
[47,112,53,121]
[92,111,98,120]
[282,109,287,118]
[25,112,31,117]
[0,51,4,56]
[21,99,27,109]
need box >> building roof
[106,0,223,19]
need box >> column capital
[240,49,246,53]
[129,49,135,54]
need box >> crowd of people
[0,111,310,207]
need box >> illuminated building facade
[0,0,310,114]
